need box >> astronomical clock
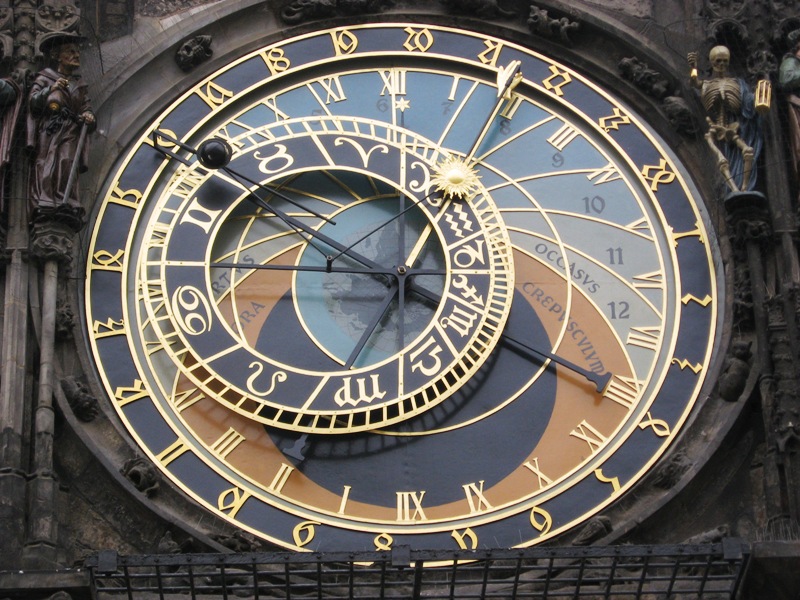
[83,19,722,552]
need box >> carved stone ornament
[35,1,80,35]
[775,407,800,453]
[0,7,12,62]
[30,218,78,265]
[157,530,196,554]
[120,457,160,497]
[682,525,729,544]
[527,4,580,46]
[55,296,75,340]
[60,377,98,422]
[572,516,612,545]
[440,0,516,19]
[718,340,753,401]
[211,529,264,552]
[662,96,697,136]
[175,35,212,72]
[280,0,387,24]
[703,0,747,19]
[618,57,671,100]
[651,449,692,489]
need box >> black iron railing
[85,540,749,599]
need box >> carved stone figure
[652,449,692,489]
[572,516,612,545]
[212,529,263,552]
[662,96,697,136]
[26,33,95,224]
[688,46,763,193]
[718,340,752,401]
[528,4,579,46]
[120,457,160,497]
[441,0,516,19]
[175,35,212,72]
[779,31,800,192]
[281,0,384,24]
[61,377,99,422]
[618,57,670,100]
[0,75,21,214]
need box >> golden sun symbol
[431,156,481,200]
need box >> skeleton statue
[688,46,763,193]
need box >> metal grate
[85,540,749,599]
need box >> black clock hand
[327,189,439,268]
[464,60,522,162]
[150,132,336,225]
[213,260,445,276]
[149,132,395,275]
[212,261,397,276]
[344,279,400,368]
[405,281,611,393]
[501,331,612,394]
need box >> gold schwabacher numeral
[195,81,233,108]
[330,29,358,55]
[402,27,433,52]
[91,249,124,272]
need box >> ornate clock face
[85,24,721,551]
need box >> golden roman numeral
[396,491,427,522]
[379,68,407,96]
[310,75,347,105]
[633,270,664,291]
[268,463,294,494]
[626,326,662,351]
[170,387,205,412]
[603,375,643,408]
[570,420,607,453]
[499,93,523,119]
[587,162,622,185]
[210,428,246,459]
[156,438,191,466]
[523,457,553,489]
[547,123,579,151]
[262,95,290,121]
[462,481,493,513]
